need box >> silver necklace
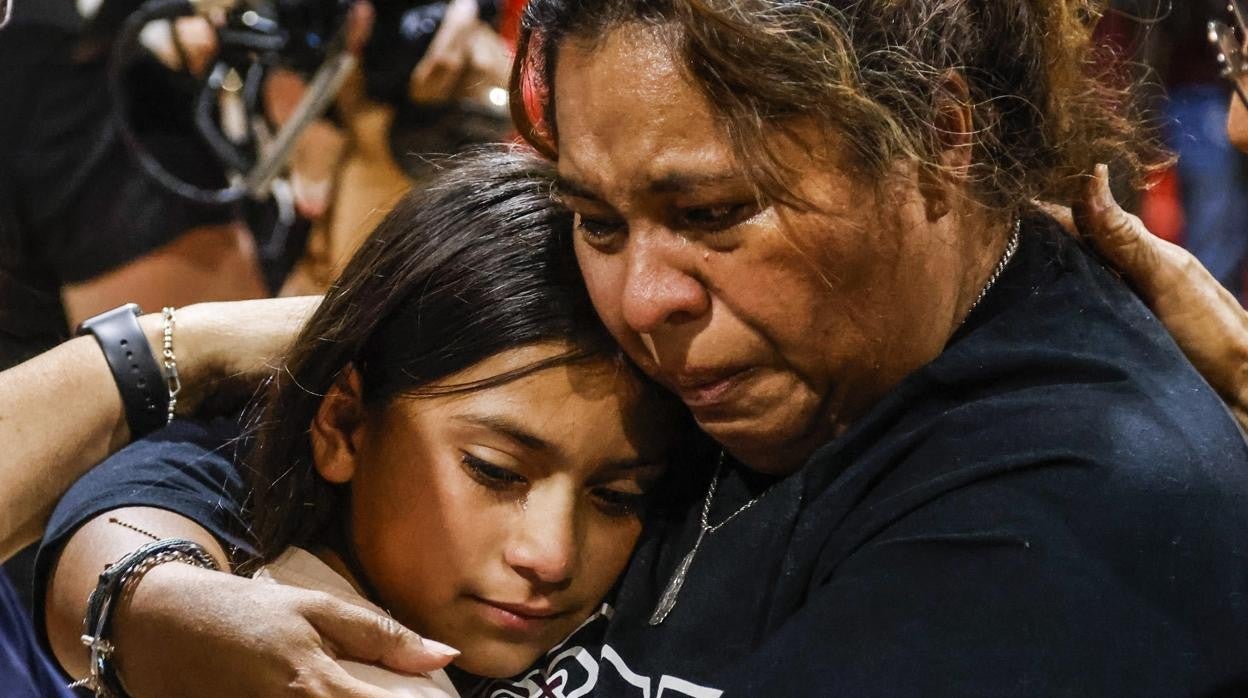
[966,219,1022,317]
[649,455,769,625]
[647,221,1020,627]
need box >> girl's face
[312,343,676,678]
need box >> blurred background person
[280,0,519,295]
[1123,0,1248,301]
[0,0,522,367]
[0,0,268,361]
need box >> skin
[280,0,512,295]
[1229,74,1248,153]
[311,345,672,678]
[553,25,1005,474]
[0,296,319,562]
[28,17,1248,698]
[60,222,268,327]
[1076,165,1248,428]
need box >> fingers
[294,656,407,698]
[291,120,347,220]
[172,17,218,77]
[304,594,459,676]
[408,0,480,103]
[467,23,514,89]
[1229,75,1248,154]
[346,1,376,56]
[1075,164,1248,432]
[1073,164,1184,300]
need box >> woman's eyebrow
[556,172,744,200]
[552,176,603,203]
[455,414,552,452]
[647,172,743,194]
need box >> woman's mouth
[672,368,755,408]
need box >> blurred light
[221,68,244,93]
[488,87,509,108]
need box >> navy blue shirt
[37,215,1248,696]
[0,572,75,697]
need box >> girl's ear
[310,365,368,484]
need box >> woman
[36,0,1248,695]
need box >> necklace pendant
[648,538,701,625]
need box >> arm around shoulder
[0,296,319,563]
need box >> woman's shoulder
[812,212,1248,576]
[911,213,1247,474]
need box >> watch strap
[76,304,167,438]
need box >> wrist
[78,305,168,438]
[109,562,228,696]
[91,550,224,696]
[153,302,222,417]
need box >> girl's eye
[592,487,649,518]
[462,453,526,491]
[680,202,758,231]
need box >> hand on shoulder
[1072,165,1248,432]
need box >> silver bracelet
[69,538,220,697]
[161,307,181,424]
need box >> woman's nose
[619,235,711,334]
[504,492,578,587]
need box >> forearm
[0,297,319,562]
[0,318,159,561]
[44,505,451,698]
[44,506,231,680]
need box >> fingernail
[1093,163,1114,209]
[293,174,332,206]
[421,638,461,657]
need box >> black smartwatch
[76,303,168,438]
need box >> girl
[241,147,698,694]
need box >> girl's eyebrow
[455,413,659,473]
[455,414,552,452]
[598,458,665,475]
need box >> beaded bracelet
[161,307,181,424]
[70,539,220,697]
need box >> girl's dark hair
[510,0,1170,213]
[244,147,627,559]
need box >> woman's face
[553,25,978,474]
[318,344,674,678]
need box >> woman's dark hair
[244,147,632,559]
[510,0,1170,213]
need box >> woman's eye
[592,487,648,518]
[462,454,526,490]
[680,203,757,230]
[575,214,625,241]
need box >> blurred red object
[1139,167,1186,246]
[500,0,526,43]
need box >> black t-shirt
[37,215,1248,695]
